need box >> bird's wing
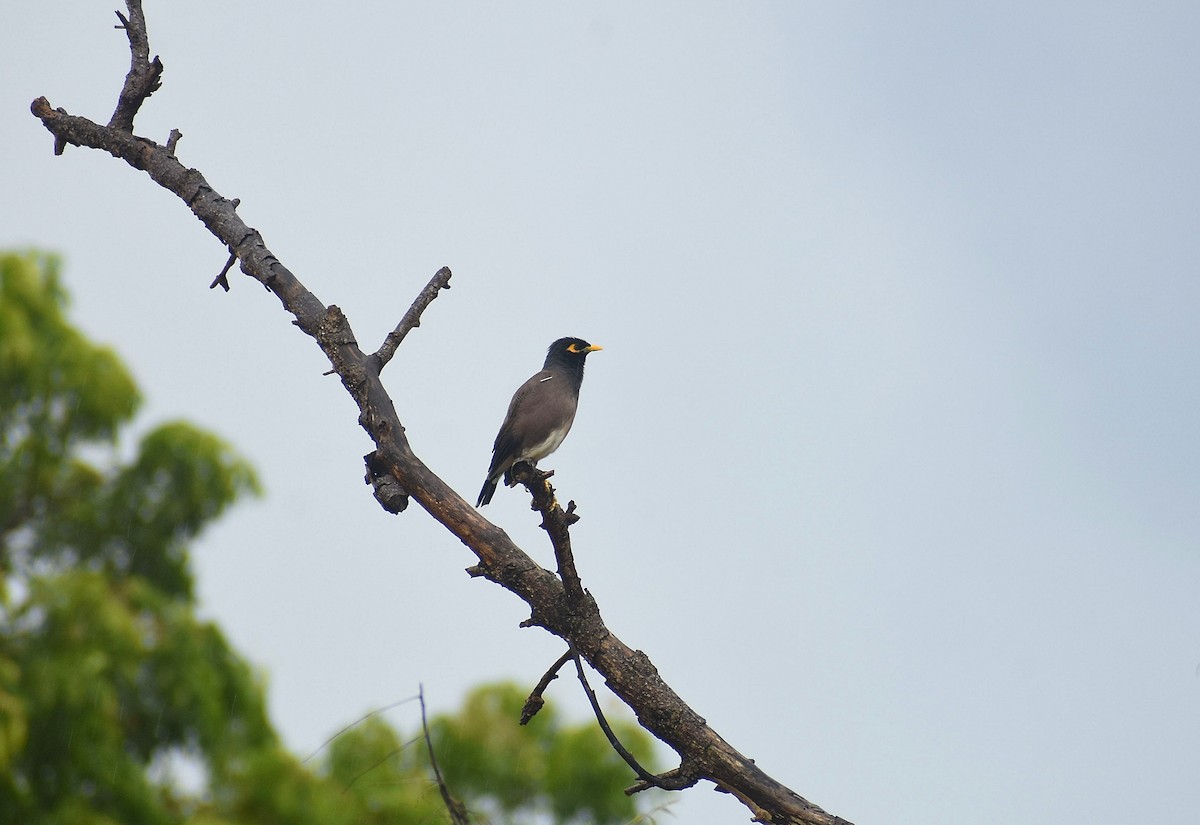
[487,370,579,478]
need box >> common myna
[476,337,602,507]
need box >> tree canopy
[0,250,659,825]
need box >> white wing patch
[539,375,553,382]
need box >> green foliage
[0,250,269,825]
[322,716,446,825]
[1,251,259,601]
[0,250,662,825]
[431,682,661,825]
[0,252,139,446]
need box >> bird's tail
[476,477,498,507]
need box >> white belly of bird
[523,425,571,463]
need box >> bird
[476,337,602,507]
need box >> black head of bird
[476,337,602,507]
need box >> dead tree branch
[570,651,669,789]
[372,267,453,371]
[520,649,573,725]
[109,5,162,132]
[28,4,852,823]
[421,686,470,825]
[508,461,584,604]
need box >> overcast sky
[4,3,1200,823]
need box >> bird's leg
[506,459,547,487]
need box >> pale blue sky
[4,3,1199,823]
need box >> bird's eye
[567,343,581,353]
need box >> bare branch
[509,461,583,603]
[210,251,236,292]
[301,695,421,765]
[364,450,409,514]
[372,266,453,371]
[420,685,470,825]
[109,1,162,132]
[570,650,681,790]
[29,8,854,824]
[341,734,424,794]
[520,649,573,725]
